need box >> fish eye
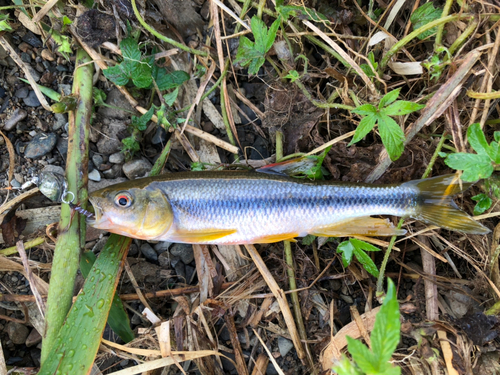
[114,193,133,208]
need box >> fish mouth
[85,197,100,226]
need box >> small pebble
[151,126,167,145]
[170,243,194,264]
[15,87,29,99]
[141,243,158,262]
[52,113,67,131]
[24,132,57,159]
[58,84,72,96]
[23,91,41,107]
[40,49,55,61]
[21,52,31,63]
[122,159,152,180]
[26,65,41,82]
[6,322,30,345]
[278,337,294,357]
[92,154,104,169]
[10,179,21,188]
[29,130,37,137]
[4,108,27,131]
[88,169,101,182]
[109,152,125,164]
[18,42,31,53]
[22,31,43,48]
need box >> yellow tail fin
[404,175,490,234]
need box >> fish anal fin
[256,233,299,243]
[170,229,237,243]
[311,217,406,237]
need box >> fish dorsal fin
[255,156,314,176]
[311,217,406,237]
[169,229,237,243]
[255,233,299,243]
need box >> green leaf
[284,70,300,82]
[371,279,401,368]
[120,37,141,62]
[378,115,405,161]
[337,241,355,268]
[349,113,378,146]
[379,89,400,108]
[155,70,190,91]
[121,136,141,154]
[50,29,72,56]
[471,194,493,215]
[467,123,491,157]
[103,65,130,86]
[80,251,134,343]
[0,13,13,32]
[352,243,379,277]
[332,356,364,375]
[382,101,425,116]
[445,153,494,181]
[490,142,500,164]
[191,161,206,171]
[301,234,316,246]
[276,4,329,22]
[411,2,442,40]
[352,103,377,116]
[131,106,154,131]
[163,87,179,106]
[131,61,153,88]
[93,88,107,106]
[349,238,380,252]
[494,131,500,143]
[346,337,378,373]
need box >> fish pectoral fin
[255,233,299,243]
[170,229,237,243]
[311,217,406,237]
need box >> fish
[86,172,490,244]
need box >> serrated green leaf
[301,234,316,245]
[120,37,141,62]
[411,2,442,40]
[467,123,491,157]
[352,244,379,277]
[352,103,377,116]
[349,113,377,146]
[156,70,190,91]
[131,106,154,131]
[346,337,378,373]
[337,240,355,268]
[93,88,107,106]
[494,131,500,143]
[490,142,500,163]
[382,101,425,116]
[0,13,13,32]
[371,279,401,367]
[378,115,405,161]
[445,153,494,181]
[350,238,380,252]
[332,356,364,375]
[379,89,401,108]
[131,61,153,88]
[103,65,130,86]
[284,70,300,82]
[471,194,493,215]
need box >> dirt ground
[0,0,499,374]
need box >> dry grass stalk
[225,312,250,375]
[250,353,269,375]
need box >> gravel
[4,108,27,131]
[23,91,41,107]
[24,132,57,159]
[122,158,152,180]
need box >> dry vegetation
[0,0,500,374]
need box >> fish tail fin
[404,174,490,234]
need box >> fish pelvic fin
[405,174,490,234]
[169,229,237,243]
[311,217,406,237]
[255,233,299,243]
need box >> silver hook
[61,190,75,204]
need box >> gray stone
[141,243,158,262]
[92,154,104,169]
[21,52,31,63]
[25,329,42,347]
[10,178,21,188]
[96,120,128,155]
[24,133,57,159]
[22,31,42,48]
[102,164,123,179]
[185,265,195,283]
[128,244,138,257]
[6,322,30,345]
[89,177,127,192]
[173,261,186,282]
[278,337,294,357]
[52,113,67,131]
[88,169,101,182]
[98,88,135,120]
[58,84,72,96]
[26,65,41,83]
[158,252,170,267]
[170,243,194,264]
[15,86,29,98]
[109,152,125,164]
[122,158,151,180]
[154,241,172,254]
[23,91,41,107]
[4,108,27,131]
[56,135,68,157]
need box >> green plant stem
[257,0,266,19]
[294,79,355,110]
[0,237,45,256]
[150,139,172,175]
[422,133,447,179]
[19,78,61,101]
[485,300,500,315]
[276,131,284,161]
[448,18,478,55]
[376,219,404,297]
[220,87,237,148]
[379,14,460,73]
[435,0,455,48]
[130,0,208,57]
[266,56,284,79]
[41,49,94,364]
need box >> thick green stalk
[41,49,94,363]
[434,0,455,48]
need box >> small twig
[376,219,404,298]
[421,133,447,179]
[17,241,46,318]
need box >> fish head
[87,186,173,240]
